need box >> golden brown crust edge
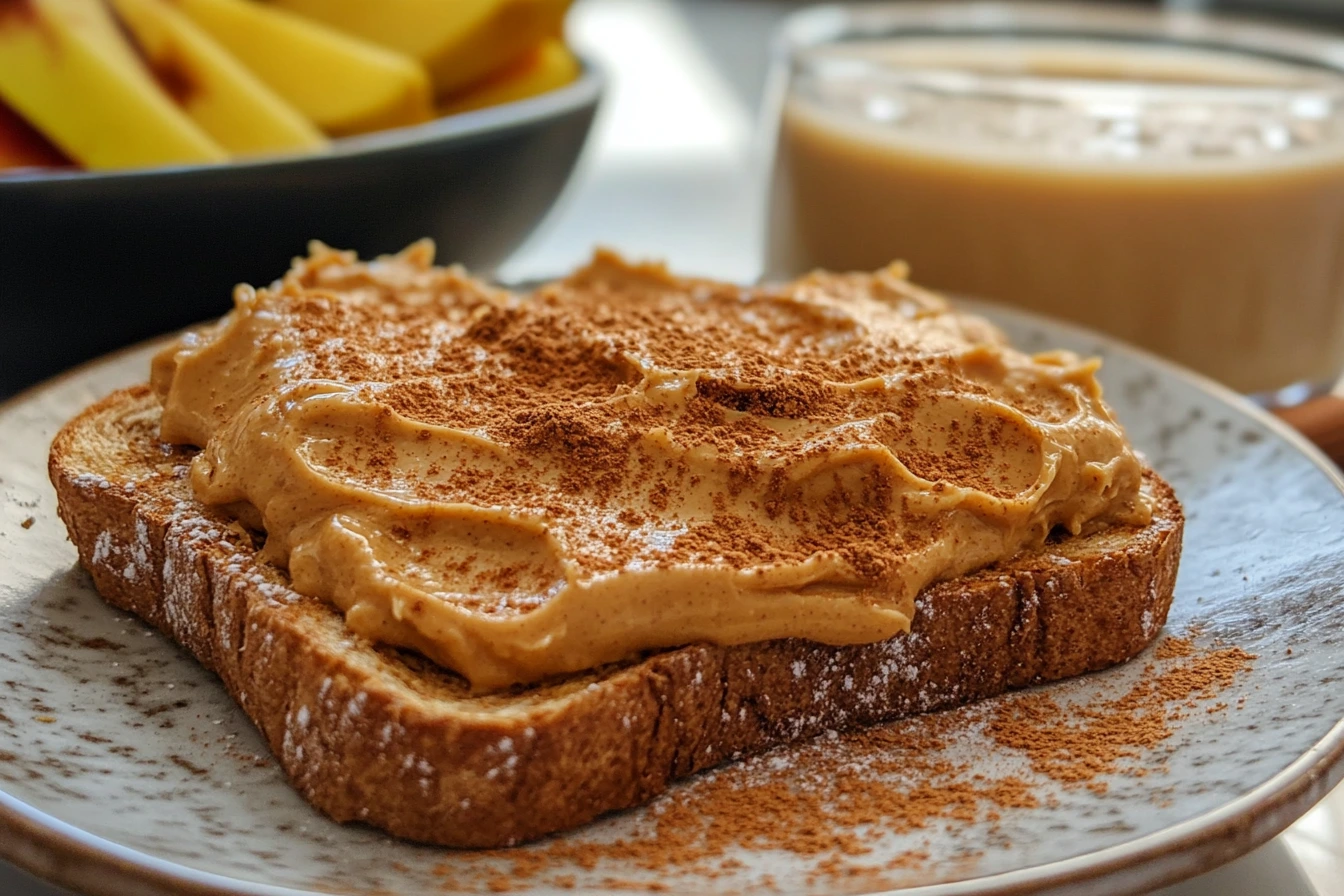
[50,386,1183,848]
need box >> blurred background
[6,0,1344,397]
[3,1,1344,894]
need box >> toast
[50,384,1182,848]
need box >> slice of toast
[50,385,1182,848]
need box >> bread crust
[50,385,1183,848]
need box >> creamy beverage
[768,36,1344,395]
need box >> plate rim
[2,305,1342,896]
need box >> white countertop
[5,2,1342,893]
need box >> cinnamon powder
[164,244,1149,633]
[433,635,1255,892]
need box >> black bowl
[0,64,603,397]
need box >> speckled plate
[3,302,1344,896]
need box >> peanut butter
[152,243,1150,691]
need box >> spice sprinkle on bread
[50,242,1181,847]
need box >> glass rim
[768,1,1344,168]
[776,2,1344,74]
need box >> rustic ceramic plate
[2,302,1343,896]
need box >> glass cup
[764,2,1344,401]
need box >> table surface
[6,2,1344,893]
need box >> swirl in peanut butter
[152,243,1151,690]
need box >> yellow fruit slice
[110,0,326,157]
[0,99,71,171]
[0,0,226,170]
[438,38,579,116]
[176,0,433,137]
[268,0,572,97]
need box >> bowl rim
[0,58,605,187]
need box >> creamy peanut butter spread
[152,243,1150,691]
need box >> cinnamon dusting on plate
[432,635,1254,893]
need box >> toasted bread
[49,384,1182,847]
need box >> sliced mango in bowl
[0,0,580,172]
